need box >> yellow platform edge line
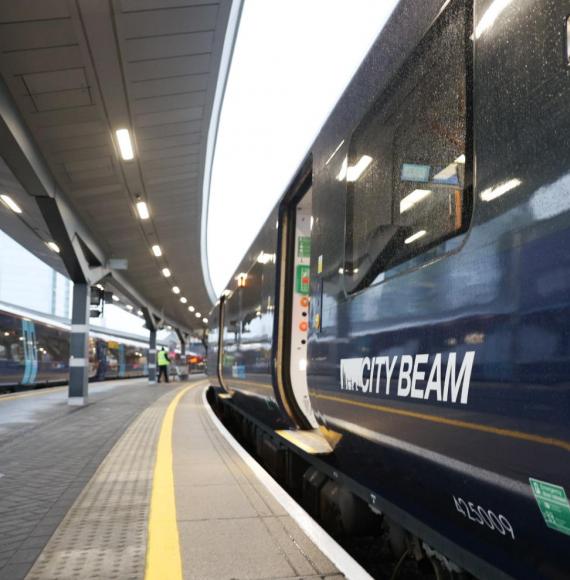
[145,381,205,580]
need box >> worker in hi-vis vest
[157,347,171,383]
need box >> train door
[0,312,21,387]
[216,295,228,391]
[118,343,126,378]
[95,339,108,380]
[285,187,318,428]
[107,341,119,377]
[21,319,38,386]
[274,160,335,453]
[88,337,98,379]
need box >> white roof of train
[0,301,172,350]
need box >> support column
[179,338,188,381]
[148,329,157,384]
[69,282,90,406]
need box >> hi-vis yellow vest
[157,350,169,366]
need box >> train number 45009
[453,495,515,540]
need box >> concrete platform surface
[174,386,343,580]
[22,380,344,580]
[0,378,180,580]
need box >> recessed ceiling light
[115,128,134,161]
[151,245,162,257]
[172,286,180,294]
[188,305,195,312]
[126,304,133,311]
[180,297,187,304]
[195,312,201,318]
[137,310,143,316]
[202,318,208,324]
[46,241,60,253]
[162,268,171,278]
[135,200,150,220]
[0,194,22,214]
[112,294,120,302]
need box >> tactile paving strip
[25,386,182,580]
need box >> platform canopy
[0,0,238,334]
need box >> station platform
[0,377,347,580]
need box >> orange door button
[299,321,308,332]
[300,297,309,308]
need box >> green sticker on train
[296,265,310,295]
[529,478,570,536]
[298,236,311,258]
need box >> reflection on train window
[125,346,145,370]
[0,314,20,362]
[344,0,471,293]
[0,345,6,359]
[36,326,69,363]
[10,343,22,361]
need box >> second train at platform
[0,305,206,390]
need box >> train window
[343,0,471,293]
[36,325,69,362]
[11,342,22,361]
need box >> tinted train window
[36,325,69,362]
[11,343,22,361]
[344,0,471,293]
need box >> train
[206,1,570,578]
[0,304,206,391]
[0,304,152,389]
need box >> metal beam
[0,76,194,335]
[176,328,188,380]
[35,197,86,284]
[148,328,157,385]
[68,282,90,405]
[0,78,56,199]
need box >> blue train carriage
[208,0,570,578]
[209,210,281,416]
[88,332,149,380]
[0,305,71,389]
[0,304,151,390]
